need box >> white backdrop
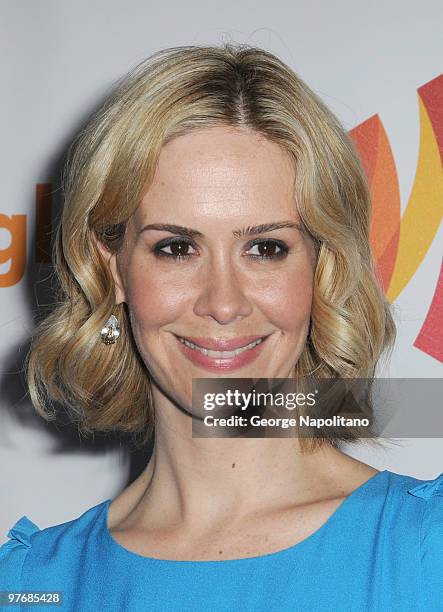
[1,0,442,541]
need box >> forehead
[136,126,298,223]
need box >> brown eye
[153,239,197,260]
[247,240,288,260]
[169,241,191,257]
[258,242,277,257]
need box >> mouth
[173,333,272,371]
[177,335,266,358]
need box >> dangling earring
[100,314,120,345]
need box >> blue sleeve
[0,516,40,591]
[418,473,443,612]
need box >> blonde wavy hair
[26,43,396,450]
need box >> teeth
[179,337,263,358]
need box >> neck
[124,392,362,530]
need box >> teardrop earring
[100,315,121,345]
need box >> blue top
[0,469,442,611]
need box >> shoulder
[0,500,109,590]
[0,516,39,590]
[381,469,443,526]
[405,471,443,610]
[389,468,443,522]
[351,469,442,556]
[401,470,443,544]
[380,470,443,610]
[371,468,442,505]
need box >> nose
[193,255,253,325]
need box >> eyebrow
[139,221,303,239]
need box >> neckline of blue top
[101,468,391,565]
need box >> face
[106,126,316,410]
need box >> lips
[173,333,271,372]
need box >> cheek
[255,263,314,332]
[124,263,189,330]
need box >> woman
[1,44,441,611]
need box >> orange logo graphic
[350,74,443,362]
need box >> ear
[95,236,127,305]
[108,253,126,305]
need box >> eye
[152,237,289,262]
[246,239,289,260]
[153,238,197,260]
